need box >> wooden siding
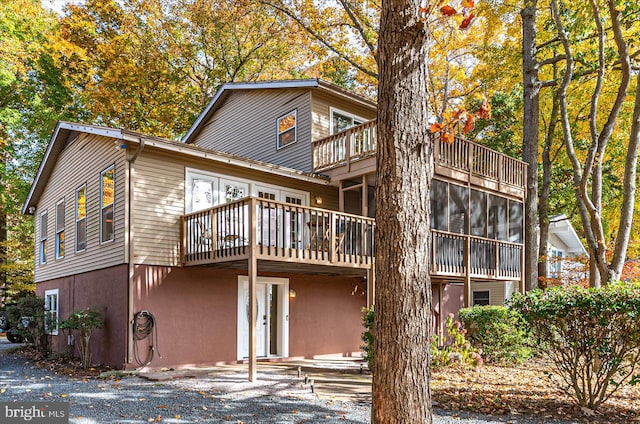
[132,147,339,267]
[311,90,377,142]
[190,88,314,172]
[470,281,508,306]
[35,134,127,282]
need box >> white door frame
[237,276,289,360]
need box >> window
[277,110,297,149]
[55,200,65,259]
[508,201,523,243]
[39,212,48,264]
[550,248,564,277]
[488,194,508,240]
[448,184,469,234]
[44,289,59,335]
[472,290,490,306]
[470,190,487,237]
[430,179,448,231]
[101,166,115,243]
[76,185,87,252]
[330,108,364,134]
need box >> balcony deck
[181,197,375,272]
[181,198,522,282]
[312,120,527,198]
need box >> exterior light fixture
[314,196,323,205]
[289,289,297,298]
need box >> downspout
[125,138,145,367]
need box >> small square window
[472,290,490,306]
[277,110,297,149]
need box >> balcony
[312,119,527,198]
[181,197,375,270]
[432,230,522,280]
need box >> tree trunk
[610,70,640,280]
[373,0,432,422]
[537,89,559,288]
[0,150,7,306]
[521,0,540,291]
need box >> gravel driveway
[0,345,575,423]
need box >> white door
[237,277,289,360]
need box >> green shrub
[59,308,104,368]
[6,295,49,355]
[361,306,374,371]
[430,313,483,370]
[458,305,532,365]
[510,283,640,410]
[362,306,482,372]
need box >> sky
[41,0,85,15]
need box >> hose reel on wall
[132,310,162,366]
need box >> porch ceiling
[187,259,369,278]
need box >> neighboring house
[24,79,527,375]
[546,215,587,284]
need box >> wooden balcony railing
[313,120,377,171]
[312,119,527,192]
[431,229,523,279]
[182,197,376,268]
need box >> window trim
[55,199,65,260]
[39,211,48,265]
[276,109,297,150]
[75,183,88,252]
[44,289,59,335]
[100,165,115,244]
[472,290,491,306]
[329,107,366,135]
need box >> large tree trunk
[521,0,540,291]
[537,89,559,288]
[0,150,6,306]
[373,0,432,422]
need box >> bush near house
[361,307,482,371]
[510,283,640,410]
[59,308,104,369]
[458,305,532,365]
[6,296,50,354]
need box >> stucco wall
[130,265,367,368]
[35,264,129,368]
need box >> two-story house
[24,79,526,378]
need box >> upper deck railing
[312,119,527,192]
[182,197,375,268]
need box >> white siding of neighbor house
[190,88,314,172]
[131,147,340,267]
[35,134,127,282]
[311,90,377,141]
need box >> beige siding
[191,89,314,172]
[132,147,339,266]
[35,134,127,282]
[470,281,508,306]
[311,90,377,141]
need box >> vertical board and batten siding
[190,89,314,172]
[132,147,339,267]
[310,90,377,141]
[35,134,127,283]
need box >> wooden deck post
[362,174,368,217]
[339,181,345,212]
[367,262,375,308]
[464,236,471,308]
[248,199,258,382]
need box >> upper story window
[39,211,48,264]
[101,165,115,243]
[330,108,364,134]
[76,184,87,252]
[44,289,59,335]
[55,200,65,259]
[277,110,297,149]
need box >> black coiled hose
[133,311,162,366]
